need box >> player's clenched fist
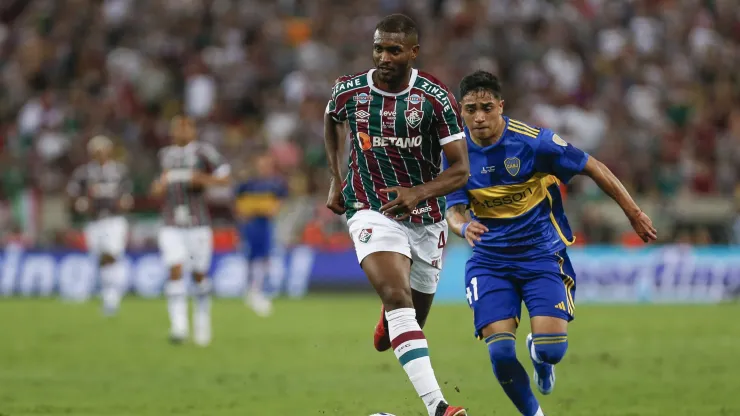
[462,221,489,247]
[326,177,346,215]
[628,210,657,243]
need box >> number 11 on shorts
[466,277,479,305]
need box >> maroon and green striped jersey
[326,68,465,224]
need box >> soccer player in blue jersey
[444,71,657,416]
[234,153,287,317]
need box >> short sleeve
[442,154,469,208]
[433,87,465,146]
[326,76,350,123]
[535,129,589,184]
[200,143,231,177]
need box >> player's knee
[169,265,183,280]
[532,334,568,364]
[99,253,115,266]
[378,286,413,310]
[486,332,518,365]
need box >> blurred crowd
[0,0,739,247]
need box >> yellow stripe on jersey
[508,119,540,137]
[544,183,576,246]
[235,193,281,217]
[468,173,558,219]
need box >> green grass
[0,296,738,415]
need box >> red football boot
[435,402,467,416]
[373,304,391,352]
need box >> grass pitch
[0,296,738,415]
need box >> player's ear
[410,44,420,60]
[498,99,505,114]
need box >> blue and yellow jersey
[234,178,288,220]
[444,116,589,264]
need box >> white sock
[165,279,188,338]
[193,279,212,346]
[386,308,445,416]
[100,263,122,312]
[534,407,545,416]
[248,259,268,297]
[286,246,313,298]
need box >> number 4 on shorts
[438,230,446,249]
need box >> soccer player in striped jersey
[151,116,231,346]
[67,135,133,316]
[445,71,657,416]
[324,14,469,416]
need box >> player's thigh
[158,226,187,268]
[99,217,128,258]
[521,251,576,332]
[466,271,523,340]
[347,210,413,304]
[407,220,446,295]
[243,222,271,260]
[186,227,214,274]
[84,220,102,256]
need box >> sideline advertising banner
[0,245,738,304]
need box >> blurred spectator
[0,0,738,247]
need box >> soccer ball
[369,414,396,416]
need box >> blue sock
[486,333,540,416]
[531,333,568,364]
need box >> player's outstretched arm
[581,156,657,243]
[323,112,346,215]
[380,140,469,218]
[445,204,488,247]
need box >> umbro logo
[355,110,370,119]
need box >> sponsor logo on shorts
[411,206,432,215]
[359,228,373,243]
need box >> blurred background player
[324,14,470,416]
[151,116,231,346]
[445,71,657,416]
[234,152,287,317]
[67,135,133,316]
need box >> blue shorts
[238,218,273,260]
[465,249,576,339]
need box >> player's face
[170,118,196,146]
[372,30,419,85]
[461,91,504,141]
[256,155,275,176]
[92,147,111,162]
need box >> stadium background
[0,0,739,415]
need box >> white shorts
[347,210,447,294]
[84,216,128,258]
[158,226,213,273]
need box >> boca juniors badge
[504,157,520,176]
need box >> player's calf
[165,265,189,342]
[192,272,212,347]
[484,328,542,416]
[98,252,122,316]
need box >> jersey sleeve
[200,143,231,178]
[433,87,465,146]
[442,154,469,208]
[535,129,589,184]
[325,76,349,123]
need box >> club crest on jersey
[359,228,373,243]
[353,93,373,104]
[504,157,520,176]
[404,108,423,129]
[404,94,425,105]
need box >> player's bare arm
[380,140,469,219]
[445,204,488,247]
[191,170,231,187]
[581,156,657,242]
[323,112,346,215]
